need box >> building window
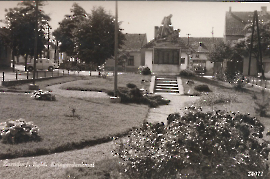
[195,54,199,58]
[127,56,134,66]
[154,49,179,64]
[181,58,185,64]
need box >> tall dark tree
[76,7,125,67]
[2,1,50,71]
[53,3,88,59]
[53,4,126,68]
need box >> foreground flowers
[0,118,40,144]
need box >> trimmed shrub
[194,84,212,92]
[126,83,137,89]
[232,73,247,90]
[113,107,270,179]
[31,90,56,101]
[117,87,170,107]
[138,66,151,75]
[179,69,195,77]
[0,119,40,144]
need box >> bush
[117,87,170,107]
[232,73,247,90]
[213,72,226,81]
[113,107,270,179]
[254,89,270,117]
[126,83,137,88]
[0,119,40,144]
[138,66,151,75]
[179,69,195,77]
[31,90,56,101]
[224,68,237,83]
[194,84,212,92]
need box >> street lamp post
[114,0,118,97]
[47,23,50,59]
[33,0,38,85]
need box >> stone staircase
[154,76,179,94]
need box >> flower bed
[31,90,56,101]
[112,107,270,178]
[0,119,40,144]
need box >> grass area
[0,74,150,159]
[59,74,152,94]
[181,76,270,137]
[61,158,123,179]
[0,76,87,92]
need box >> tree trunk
[24,54,29,71]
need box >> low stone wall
[1,76,65,87]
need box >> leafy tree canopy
[53,4,125,67]
[2,1,51,70]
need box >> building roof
[181,37,224,53]
[225,7,270,36]
[142,36,189,50]
[121,33,147,51]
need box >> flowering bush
[31,90,56,101]
[0,118,40,144]
[138,66,151,75]
[112,107,270,179]
[213,72,227,81]
[232,73,247,90]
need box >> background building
[105,33,147,72]
[224,6,270,75]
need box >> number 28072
[248,171,263,177]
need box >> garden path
[146,95,200,125]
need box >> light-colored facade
[142,25,191,75]
[105,33,147,72]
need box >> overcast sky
[0,1,269,42]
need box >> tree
[2,1,50,71]
[234,19,270,76]
[53,3,88,59]
[53,4,126,68]
[76,6,126,67]
[208,41,233,76]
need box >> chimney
[261,6,267,15]
[229,7,231,12]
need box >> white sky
[0,1,269,42]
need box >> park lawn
[16,76,88,91]
[182,75,270,141]
[59,74,152,94]
[0,89,149,159]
